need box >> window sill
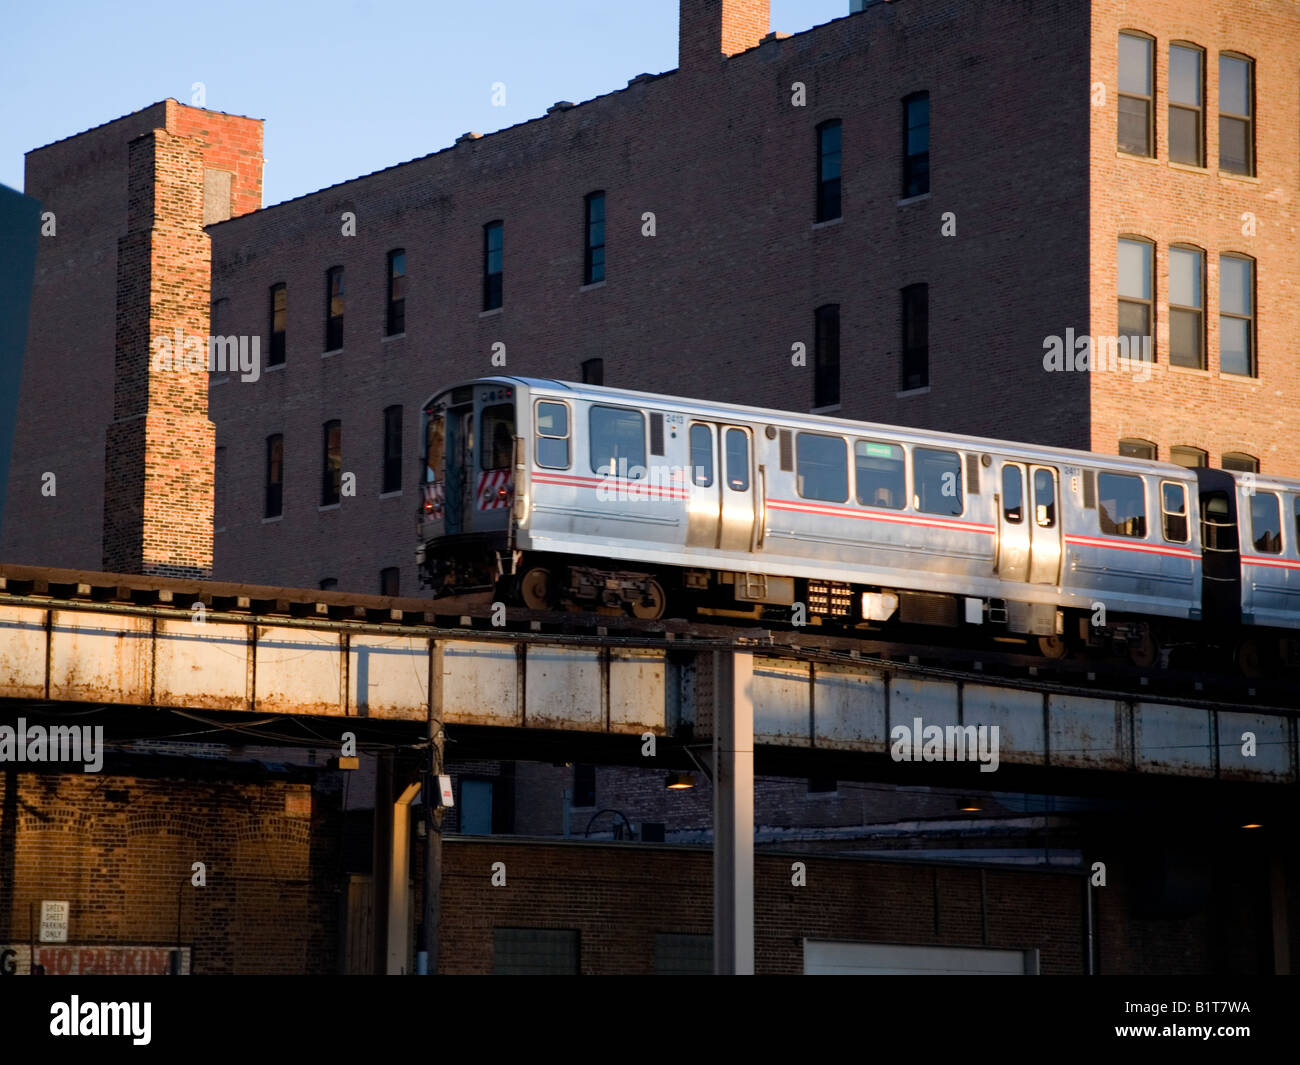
[896,192,931,207]
[1218,170,1259,183]
[209,375,231,386]
[321,348,342,358]
[1216,370,1260,384]
[264,361,286,373]
[261,515,282,524]
[1166,363,1210,376]
[379,490,403,500]
[1116,150,1159,164]
[897,385,930,397]
[1167,161,1208,174]
[579,280,606,292]
[811,217,843,230]
[809,403,841,414]
[479,307,503,318]
[318,503,341,512]
[381,332,406,343]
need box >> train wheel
[1037,635,1069,659]
[1235,638,1263,678]
[629,578,666,620]
[1128,631,1158,668]
[518,566,554,610]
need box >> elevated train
[417,377,1300,672]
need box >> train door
[443,404,474,534]
[996,462,1061,584]
[1027,465,1062,584]
[685,422,756,552]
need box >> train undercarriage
[420,544,1298,677]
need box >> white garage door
[804,940,1038,975]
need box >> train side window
[725,428,749,491]
[535,401,570,469]
[689,424,713,487]
[590,405,646,476]
[796,432,848,502]
[482,404,514,470]
[1250,491,1282,554]
[854,440,905,509]
[1033,468,1055,527]
[1001,466,1023,523]
[913,447,962,515]
[1097,472,1146,537]
[1161,481,1189,543]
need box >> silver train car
[416,377,1298,667]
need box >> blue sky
[1,0,849,208]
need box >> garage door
[804,940,1038,975]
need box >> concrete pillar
[388,781,421,974]
[713,648,754,974]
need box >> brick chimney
[102,103,262,578]
[679,0,770,69]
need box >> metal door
[1027,465,1062,585]
[444,405,474,534]
[685,422,755,552]
[996,462,1030,582]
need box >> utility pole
[419,642,447,974]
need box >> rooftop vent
[547,101,575,113]
[455,132,482,144]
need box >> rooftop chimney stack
[679,0,770,70]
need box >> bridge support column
[713,648,754,975]
[372,753,419,974]
[1271,849,1291,975]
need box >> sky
[1,0,850,208]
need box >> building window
[379,567,400,595]
[268,284,286,366]
[382,405,403,494]
[584,192,605,284]
[1219,53,1254,175]
[1168,245,1204,369]
[1117,237,1154,356]
[589,406,645,476]
[483,221,503,310]
[902,92,930,197]
[492,929,579,975]
[386,249,406,336]
[816,120,841,222]
[807,777,837,794]
[653,933,712,975]
[1169,44,1204,166]
[319,578,338,591]
[325,266,344,351]
[1119,438,1156,460]
[1219,254,1255,376]
[460,779,494,835]
[265,434,283,518]
[572,764,596,808]
[813,304,840,408]
[1221,452,1258,473]
[581,357,604,385]
[482,404,514,471]
[1170,445,1207,468]
[321,420,341,506]
[795,432,849,503]
[1118,32,1154,156]
[901,283,929,390]
[1098,472,1146,537]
